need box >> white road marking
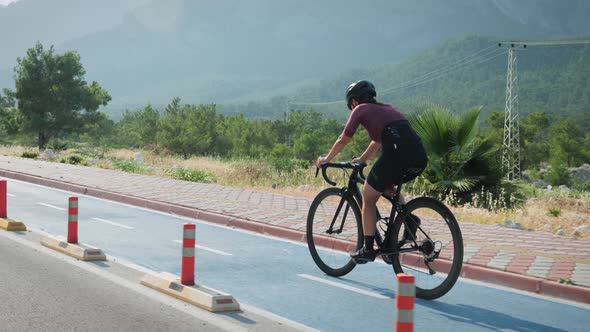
[297,274,390,299]
[2,228,318,332]
[11,178,590,309]
[4,177,311,247]
[0,230,249,332]
[38,202,66,211]
[7,193,15,197]
[173,240,233,256]
[458,277,590,310]
[92,217,134,230]
[240,304,321,332]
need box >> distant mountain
[0,0,148,69]
[1,0,589,114]
[0,0,148,91]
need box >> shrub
[572,181,590,192]
[167,167,216,183]
[271,158,308,173]
[545,163,571,186]
[60,155,85,165]
[111,158,149,174]
[46,139,68,151]
[21,151,38,159]
[548,207,561,217]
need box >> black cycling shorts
[366,121,428,193]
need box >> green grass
[166,167,216,183]
[21,151,38,159]
[548,207,561,217]
[111,158,152,174]
[60,155,85,165]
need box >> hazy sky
[0,0,19,5]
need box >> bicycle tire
[306,187,363,277]
[389,197,463,300]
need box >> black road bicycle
[306,161,464,300]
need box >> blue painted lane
[4,177,590,332]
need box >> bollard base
[0,218,27,231]
[40,235,106,261]
[141,271,240,312]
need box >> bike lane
[5,178,590,332]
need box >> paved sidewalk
[1,155,589,303]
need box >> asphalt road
[3,177,590,331]
[0,224,309,331]
[0,230,230,332]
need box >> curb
[1,168,589,304]
[141,271,240,312]
[40,234,106,261]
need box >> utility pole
[497,39,590,180]
[498,43,524,180]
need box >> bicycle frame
[321,163,413,255]
[312,162,464,299]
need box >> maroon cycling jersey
[342,102,407,142]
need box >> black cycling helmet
[345,80,376,110]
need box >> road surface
[3,177,590,331]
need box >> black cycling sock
[364,236,375,251]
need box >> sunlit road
[4,177,590,331]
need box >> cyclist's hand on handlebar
[351,156,365,164]
[316,155,329,168]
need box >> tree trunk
[38,132,50,151]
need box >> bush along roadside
[60,155,86,165]
[21,151,38,159]
[111,158,153,174]
[166,166,216,183]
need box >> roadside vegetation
[1,41,589,239]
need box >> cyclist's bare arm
[355,140,381,163]
[317,134,352,166]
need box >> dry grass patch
[0,145,31,157]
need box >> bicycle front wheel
[389,197,463,300]
[306,187,362,277]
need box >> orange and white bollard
[0,180,26,231]
[181,223,196,286]
[0,180,6,219]
[140,221,239,312]
[41,195,105,260]
[395,273,415,332]
[67,197,78,243]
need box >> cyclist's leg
[361,181,381,246]
[351,156,391,263]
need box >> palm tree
[408,104,503,201]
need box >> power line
[380,49,507,97]
[379,46,502,95]
[500,40,590,47]
[289,45,505,107]
[288,99,344,106]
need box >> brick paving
[1,155,589,291]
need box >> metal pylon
[502,47,521,180]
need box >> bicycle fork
[325,188,352,235]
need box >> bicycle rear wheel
[306,188,362,277]
[389,197,463,300]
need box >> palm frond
[409,106,456,157]
[430,177,479,192]
[451,107,481,152]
